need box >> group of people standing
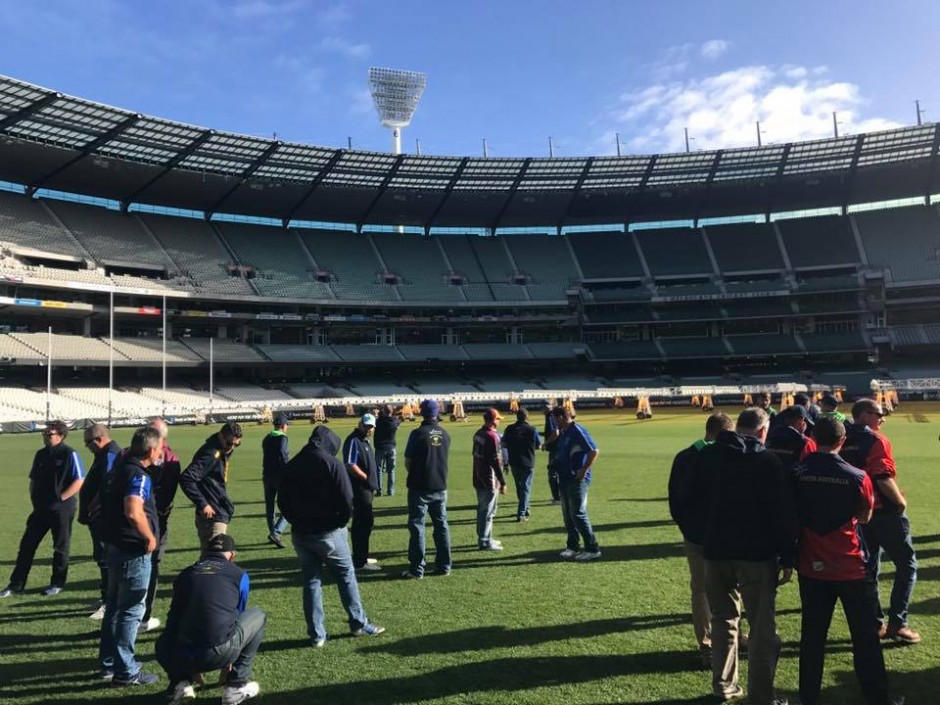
[669,397,917,705]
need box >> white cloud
[701,40,730,60]
[316,3,352,29]
[231,0,306,21]
[319,36,370,60]
[348,88,375,116]
[604,64,902,154]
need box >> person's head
[550,405,572,430]
[309,424,341,456]
[758,392,772,409]
[851,398,884,429]
[218,421,243,452]
[820,393,839,412]
[207,533,237,562]
[383,404,394,417]
[793,393,810,409]
[83,423,111,453]
[420,399,440,421]
[127,426,163,466]
[359,413,376,437]
[516,407,529,423]
[483,408,503,428]
[736,407,770,442]
[148,417,169,441]
[704,413,733,442]
[274,414,290,432]
[812,416,846,452]
[42,420,69,448]
[779,405,809,433]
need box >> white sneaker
[574,550,602,561]
[89,604,106,620]
[168,680,196,704]
[357,562,382,572]
[221,681,260,705]
[559,548,578,559]
[142,617,161,632]
[366,558,378,565]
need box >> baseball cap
[781,405,811,421]
[821,393,839,407]
[207,534,236,553]
[420,399,440,419]
[360,413,376,427]
[483,408,503,423]
[274,414,290,427]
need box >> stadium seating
[11,332,113,361]
[109,337,204,364]
[800,331,869,352]
[658,337,729,358]
[298,229,396,302]
[214,385,294,402]
[724,334,802,356]
[589,340,662,360]
[0,191,88,259]
[890,325,927,347]
[332,345,404,362]
[181,338,266,362]
[634,228,713,277]
[397,344,468,361]
[462,343,533,360]
[373,232,463,302]
[921,323,940,345]
[525,342,582,359]
[255,344,341,363]
[139,386,212,408]
[704,224,785,272]
[503,235,577,300]
[776,216,860,269]
[568,231,644,279]
[0,333,45,361]
[855,206,940,282]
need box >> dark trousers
[798,575,889,705]
[10,504,75,589]
[156,607,267,688]
[143,525,169,622]
[547,454,560,501]
[263,477,288,537]
[89,522,109,603]
[862,511,917,628]
[351,489,375,568]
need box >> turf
[0,406,937,704]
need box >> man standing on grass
[1,420,84,599]
[180,421,243,554]
[501,408,542,522]
[668,412,734,665]
[278,425,385,647]
[683,408,795,705]
[142,417,182,633]
[542,405,561,504]
[344,413,381,572]
[551,406,601,562]
[374,404,401,496]
[766,406,817,470]
[793,417,902,705]
[261,414,290,549]
[818,393,847,423]
[99,426,162,687]
[79,423,122,619]
[841,398,920,645]
[473,408,507,551]
[402,399,452,578]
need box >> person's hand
[201,504,216,520]
[777,567,793,586]
[499,484,507,495]
[145,535,158,553]
[577,468,588,481]
[896,497,908,514]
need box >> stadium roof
[1,74,939,228]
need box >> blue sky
[0,0,936,157]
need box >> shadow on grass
[524,519,675,535]
[912,533,939,545]
[819,664,934,704]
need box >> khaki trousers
[195,512,228,555]
[704,558,780,705]
[683,540,712,649]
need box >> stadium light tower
[368,67,427,154]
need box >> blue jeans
[862,511,917,628]
[476,489,499,547]
[263,478,288,537]
[407,489,451,576]
[560,480,598,552]
[291,528,367,643]
[99,545,152,679]
[376,447,396,494]
[512,466,534,518]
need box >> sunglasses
[43,431,60,437]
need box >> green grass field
[0,406,937,704]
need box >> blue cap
[360,413,376,427]
[420,399,440,418]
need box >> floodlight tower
[368,67,427,154]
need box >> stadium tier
[634,228,714,278]
[704,223,786,272]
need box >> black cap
[781,405,811,422]
[821,393,839,407]
[274,414,289,427]
[207,534,236,553]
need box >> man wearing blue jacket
[551,406,601,562]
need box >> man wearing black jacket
[682,408,796,705]
[261,415,290,549]
[278,425,384,648]
[374,405,400,496]
[179,422,243,554]
[501,408,542,522]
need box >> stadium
[0,63,938,705]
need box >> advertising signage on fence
[41,300,69,308]
[209,310,232,318]
[14,298,42,307]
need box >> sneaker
[267,533,285,549]
[112,671,160,687]
[101,668,115,681]
[559,548,579,559]
[168,680,196,704]
[434,567,451,576]
[400,570,423,580]
[771,699,788,705]
[886,625,922,645]
[479,543,504,551]
[375,489,383,497]
[366,558,379,565]
[574,550,602,562]
[550,499,561,506]
[41,585,63,596]
[352,623,386,637]
[313,636,327,648]
[142,617,161,632]
[716,684,744,701]
[357,562,382,572]
[221,681,260,705]
[89,604,107,620]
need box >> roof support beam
[556,158,594,229]
[0,92,62,133]
[925,123,940,200]
[490,158,532,231]
[842,134,866,213]
[281,149,345,227]
[120,129,215,210]
[356,154,405,231]
[638,155,658,190]
[29,113,141,192]
[423,157,469,233]
[206,141,282,218]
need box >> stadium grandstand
[1,73,940,427]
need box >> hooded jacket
[180,434,235,523]
[682,430,798,567]
[278,425,353,534]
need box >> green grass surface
[0,406,937,704]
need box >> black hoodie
[278,425,353,534]
[683,430,798,567]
